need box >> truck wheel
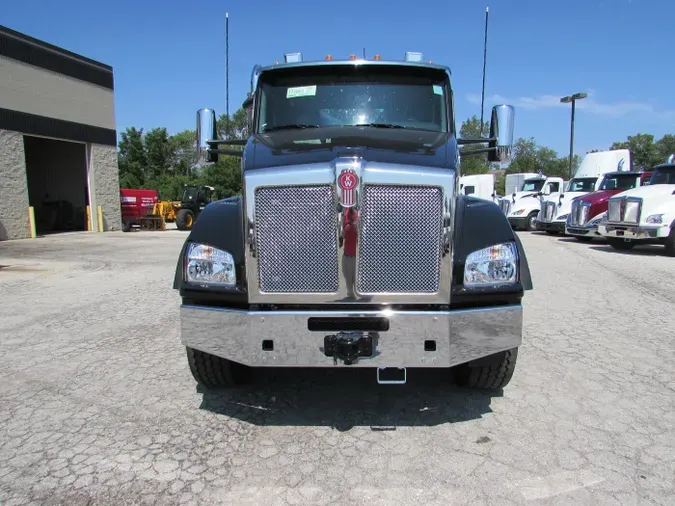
[453,348,518,390]
[176,209,195,231]
[525,212,538,231]
[122,221,132,232]
[186,347,251,387]
[665,227,675,257]
[607,238,635,251]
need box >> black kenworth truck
[173,51,533,389]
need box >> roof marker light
[405,51,424,62]
[284,52,303,63]
[373,54,381,60]
[349,54,357,60]
[325,54,333,60]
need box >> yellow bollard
[86,206,91,231]
[97,206,104,232]
[28,206,37,239]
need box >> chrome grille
[254,185,338,293]
[624,200,641,224]
[607,197,641,224]
[608,199,621,222]
[570,201,590,226]
[543,201,556,222]
[357,185,443,293]
[499,198,511,215]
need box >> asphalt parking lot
[0,229,673,506]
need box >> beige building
[0,24,121,240]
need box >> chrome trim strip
[180,303,523,368]
[243,159,456,305]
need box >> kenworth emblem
[338,169,359,207]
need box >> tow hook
[324,331,377,365]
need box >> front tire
[525,212,538,231]
[186,347,251,388]
[453,348,518,390]
[665,227,675,257]
[176,209,195,231]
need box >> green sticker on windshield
[433,85,443,95]
[287,85,317,98]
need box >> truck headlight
[512,209,525,215]
[556,214,569,222]
[646,214,663,224]
[464,242,518,287]
[185,242,236,286]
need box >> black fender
[173,197,248,304]
[451,195,533,302]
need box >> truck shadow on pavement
[589,245,666,256]
[197,367,501,430]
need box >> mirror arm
[209,148,244,157]
[457,137,497,146]
[210,139,247,146]
[459,146,498,156]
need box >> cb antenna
[479,6,489,136]
[225,12,230,139]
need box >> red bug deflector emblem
[338,169,358,207]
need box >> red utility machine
[120,188,159,232]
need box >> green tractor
[175,184,215,231]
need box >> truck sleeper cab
[173,52,533,389]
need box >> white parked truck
[536,149,631,234]
[498,174,565,231]
[459,174,496,202]
[597,158,675,255]
[505,172,539,196]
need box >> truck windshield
[521,179,545,192]
[567,177,597,192]
[598,174,638,191]
[257,65,449,134]
[183,187,198,201]
[649,166,675,185]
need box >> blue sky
[3,0,674,158]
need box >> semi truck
[536,149,630,234]
[172,51,533,390]
[498,173,566,231]
[597,158,675,255]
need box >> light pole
[560,92,587,180]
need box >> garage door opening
[24,136,89,235]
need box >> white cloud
[466,92,675,119]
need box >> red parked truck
[120,188,159,232]
[564,170,652,241]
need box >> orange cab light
[373,54,381,60]
[325,54,333,60]
[349,54,357,60]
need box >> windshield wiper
[351,123,407,129]
[262,124,319,132]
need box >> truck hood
[608,183,675,200]
[512,191,539,201]
[577,189,624,205]
[242,126,455,171]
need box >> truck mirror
[542,186,551,196]
[488,105,515,163]
[196,108,219,165]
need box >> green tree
[610,133,660,171]
[655,134,675,163]
[118,127,147,188]
[458,115,491,175]
[144,127,172,179]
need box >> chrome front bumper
[180,304,523,368]
[565,222,600,237]
[598,223,669,240]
